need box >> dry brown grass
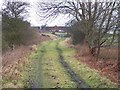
[75,44,118,61]
[75,44,118,84]
[75,44,90,56]
[2,33,51,69]
[99,47,118,60]
[2,34,52,88]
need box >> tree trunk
[96,44,101,60]
[90,47,96,56]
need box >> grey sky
[1,0,116,26]
[28,1,71,26]
[1,0,71,26]
[22,0,118,26]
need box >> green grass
[58,40,118,88]
[23,39,118,88]
[28,40,77,88]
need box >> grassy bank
[58,39,118,88]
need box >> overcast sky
[1,0,116,26]
[0,0,71,26]
[27,1,72,26]
[20,0,116,26]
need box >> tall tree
[37,0,118,59]
[2,1,29,19]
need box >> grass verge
[58,39,118,88]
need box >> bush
[71,29,85,45]
[69,22,85,45]
[2,15,36,51]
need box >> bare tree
[37,0,118,59]
[2,1,30,49]
[2,1,29,19]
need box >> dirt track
[56,41,90,88]
[2,37,118,88]
[29,40,90,88]
[27,39,117,88]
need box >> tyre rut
[29,40,90,88]
[29,45,46,88]
[56,41,91,88]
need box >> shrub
[2,15,36,52]
[70,29,85,45]
[68,22,85,45]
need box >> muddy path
[27,39,117,88]
[28,40,79,88]
[29,44,48,88]
[30,46,46,88]
[56,41,90,88]
[28,40,90,88]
